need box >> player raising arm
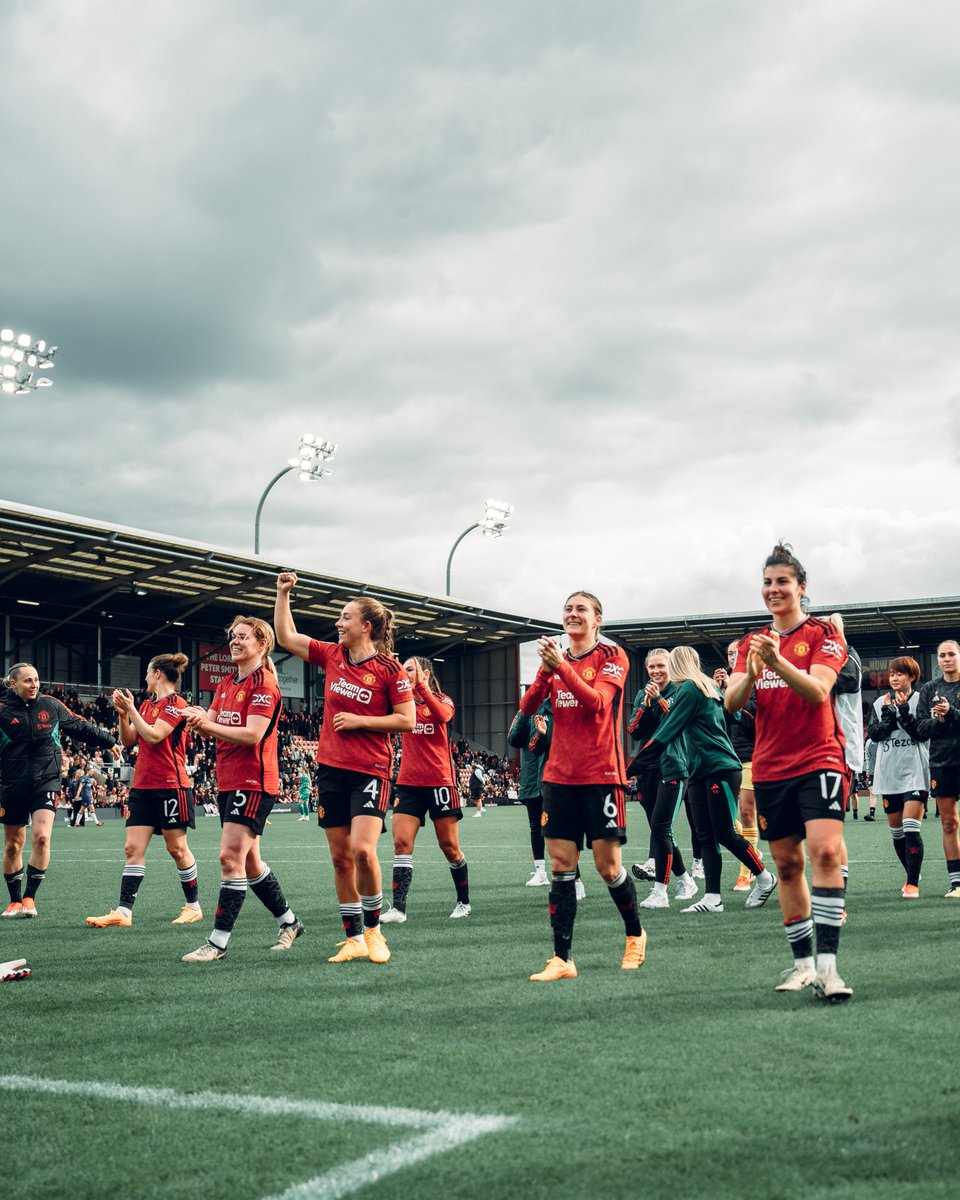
[275,572,414,965]
[381,656,470,923]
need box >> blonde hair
[668,645,720,700]
[5,662,36,686]
[228,616,277,676]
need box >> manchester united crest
[583,667,597,680]
[794,643,809,657]
[363,673,376,685]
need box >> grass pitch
[1,807,957,1199]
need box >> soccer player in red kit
[180,617,304,962]
[275,573,415,964]
[86,653,202,928]
[521,591,646,981]
[381,656,470,923]
[725,543,852,1002]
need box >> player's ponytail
[351,596,395,658]
[668,646,720,700]
[150,652,190,687]
[764,541,807,586]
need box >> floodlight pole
[445,524,480,596]
[254,467,294,555]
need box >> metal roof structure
[605,597,960,663]
[0,500,555,659]
[3,498,958,674]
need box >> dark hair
[888,656,920,682]
[763,541,807,586]
[149,652,189,686]
[349,596,396,657]
[406,655,443,695]
[564,591,603,618]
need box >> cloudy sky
[2,1,958,624]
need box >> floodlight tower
[0,329,56,395]
[445,498,515,596]
[254,434,336,554]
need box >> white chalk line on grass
[0,1074,517,1200]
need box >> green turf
[1,809,956,1199]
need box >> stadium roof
[4,499,958,666]
[605,596,960,658]
[0,500,555,658]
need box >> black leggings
[649,778,688,885]
[686,770,763,893]
[523,796,545,860]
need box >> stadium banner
[274,653,304,699]
[198,644,235,692]
[198,643,304,698]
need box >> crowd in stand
[47,687,516,813]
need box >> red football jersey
[209,666,282,793]
[397,688,456,788]
[733,618,848,783]
[521,643,629,786]
[309,641,413,777]
[132,693,190,790]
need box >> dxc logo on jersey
[251,692,273,707]
[217,711,243,725]
[821,639,845,660]
[330,679,373,705]
[602,662,624,680]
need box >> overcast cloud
[2,0,958,623]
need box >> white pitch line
[0,1075,517,1200]
[266,1117,516,1200]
